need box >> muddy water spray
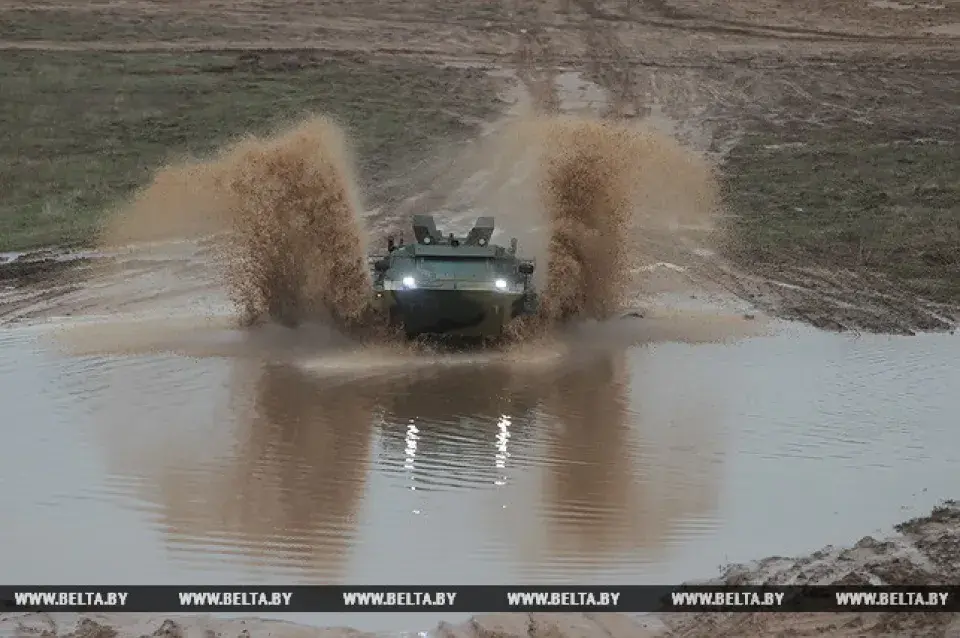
[102,116,377,333]
[101,113,719,345]
[488,115,720,340]
[217,118,373,330]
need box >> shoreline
[5,501,957,638]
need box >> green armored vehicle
[370,215,539,341]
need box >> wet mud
[661,501,960,637]
[0,252,91,286]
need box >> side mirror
[518,262,534,276]
[374,259,390,273]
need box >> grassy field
[723,128,960,304]
[0,50,499,251]
[712,59,960,310]
[0,8,251,42]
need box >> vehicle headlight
[402,276,417,289]
[494,278,507,290]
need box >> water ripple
[2,322,959,609]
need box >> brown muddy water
[2,248,960,635]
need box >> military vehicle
[370,215,539,341]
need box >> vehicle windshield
[416,257,493,279]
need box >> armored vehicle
[370,215,539,341]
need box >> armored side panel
[465,217,495,246]
[412,215,441,244]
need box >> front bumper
[373,289,531,337]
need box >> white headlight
[494,278,507,290]
[402,276,416,288]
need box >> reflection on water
[369,346,724,573]
[156,362,378,579]
[8,322,728,584]
[545,354,639,555]
[3,310,960,636]
[374,360,542,493]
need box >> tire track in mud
[569,0,637,119]
[557,0,960,334]
[686,253,959,335]
[2,0,952,44]
[3,40,956,73]
[564,0,750,309]
[565,0,733,138]
[736,266,955,334]
[571,0,946,43]
[505,0,562,113]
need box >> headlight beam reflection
[403,420,423,511]
[494,414,511,487]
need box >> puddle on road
[1,305,959,632]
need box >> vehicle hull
[373,289,533,339]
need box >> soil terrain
[0,0,958,333]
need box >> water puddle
[1,309,958,632]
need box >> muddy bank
[0,251,94,286]
[0,252,99,322]
[5,501,957,638]
[662,500,960,637]
[1,611,668,638]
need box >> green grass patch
[0,50,499,251]
[0,8,247,42]
[722,128,960,303]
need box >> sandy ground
[4,501,958,637]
